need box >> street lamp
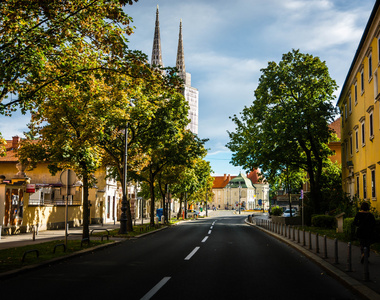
[119,123,128,234]
[238,181,242,214]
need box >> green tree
[100,67,186,230]
[227,49,338,212]
[0,0,138,118]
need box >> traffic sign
[60,169,77,186]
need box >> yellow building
[337,1,380,211]
[0,136,122,234]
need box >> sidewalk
[0,219,151,250]
[249,216,380,300]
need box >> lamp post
[238,181,242,214]
[119,124,128,234]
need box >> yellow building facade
[0,136,122,234]
[338,1,380,211]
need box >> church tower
[176,20,186,83]
[150,8,199,135]
[176,20,199,134]
[151,5,163,67]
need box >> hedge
[311,215,335,229]
[344,217,380,242]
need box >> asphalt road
[1,214,360,299]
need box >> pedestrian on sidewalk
[353,202,376,263]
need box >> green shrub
[271,206,283,216]
[344,217,380,242]
[311,215,335,229]
[343,217,355,240]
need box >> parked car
[187,210,200,218]
[283,209,297,217]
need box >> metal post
[65,171,69,246]
[297,228,300,243]
[363,247,369,281]
[309,231,312,250]
[303,229,306,246]
[346,242,352,272]
[316,233,319,253]
[323,235,328,258]
[293,226,295,241]
[334,238,339,264]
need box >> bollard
[346,242,352,272]
[323,235,328,258]
[309,231,312,250]
[297,228,300,243]
[316,233,319,253]
[32,226,36,241]
[363,247,369,281]
[285,224,287,237]
[334,238,339,264]
[303,229,306,246]
[293,226,296,241]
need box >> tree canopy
[227,49,338,211]
[0,0,138,115]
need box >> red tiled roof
[212,174,236,188]
[329,118,341,139]
[0,137,21,162]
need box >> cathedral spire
[151,5,163,67]
[176,19,186,82]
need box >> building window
[375,71,379,100]
[355,82,358,105]
[363,173,367,199]
[348,95,352,113]
[371,169,376,198]
[356,175,360,197]
[369,54,373,80]
[355,127,359,152]
[361,121,365,146]
[349,134,353,156]
[344,103,347,119]
[369,111,374,140]
[361,69,365,93]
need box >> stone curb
[245,219,380,300]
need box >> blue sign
[258,199,262,206]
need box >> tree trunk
[177,193,184,219]
[149,171,155,226]
[126,197,133,232]
[82,172,90,239]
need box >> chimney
[228,174,231,181]
[223,174,227,181]
[12,136,20,149]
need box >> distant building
[151,6,199,134]
[337,0,380,206]
[211,174,235,209]
[211,170,269,210]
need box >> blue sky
[0,0,376,176]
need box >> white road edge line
[210,226,213,229]
[185,246,200,260]
[208,230,212,234]
[140,277,171,300]
[202,236,209,243]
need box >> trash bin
[156,208,163,221]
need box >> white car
[187,210,200,218]
[283,209,297,217]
